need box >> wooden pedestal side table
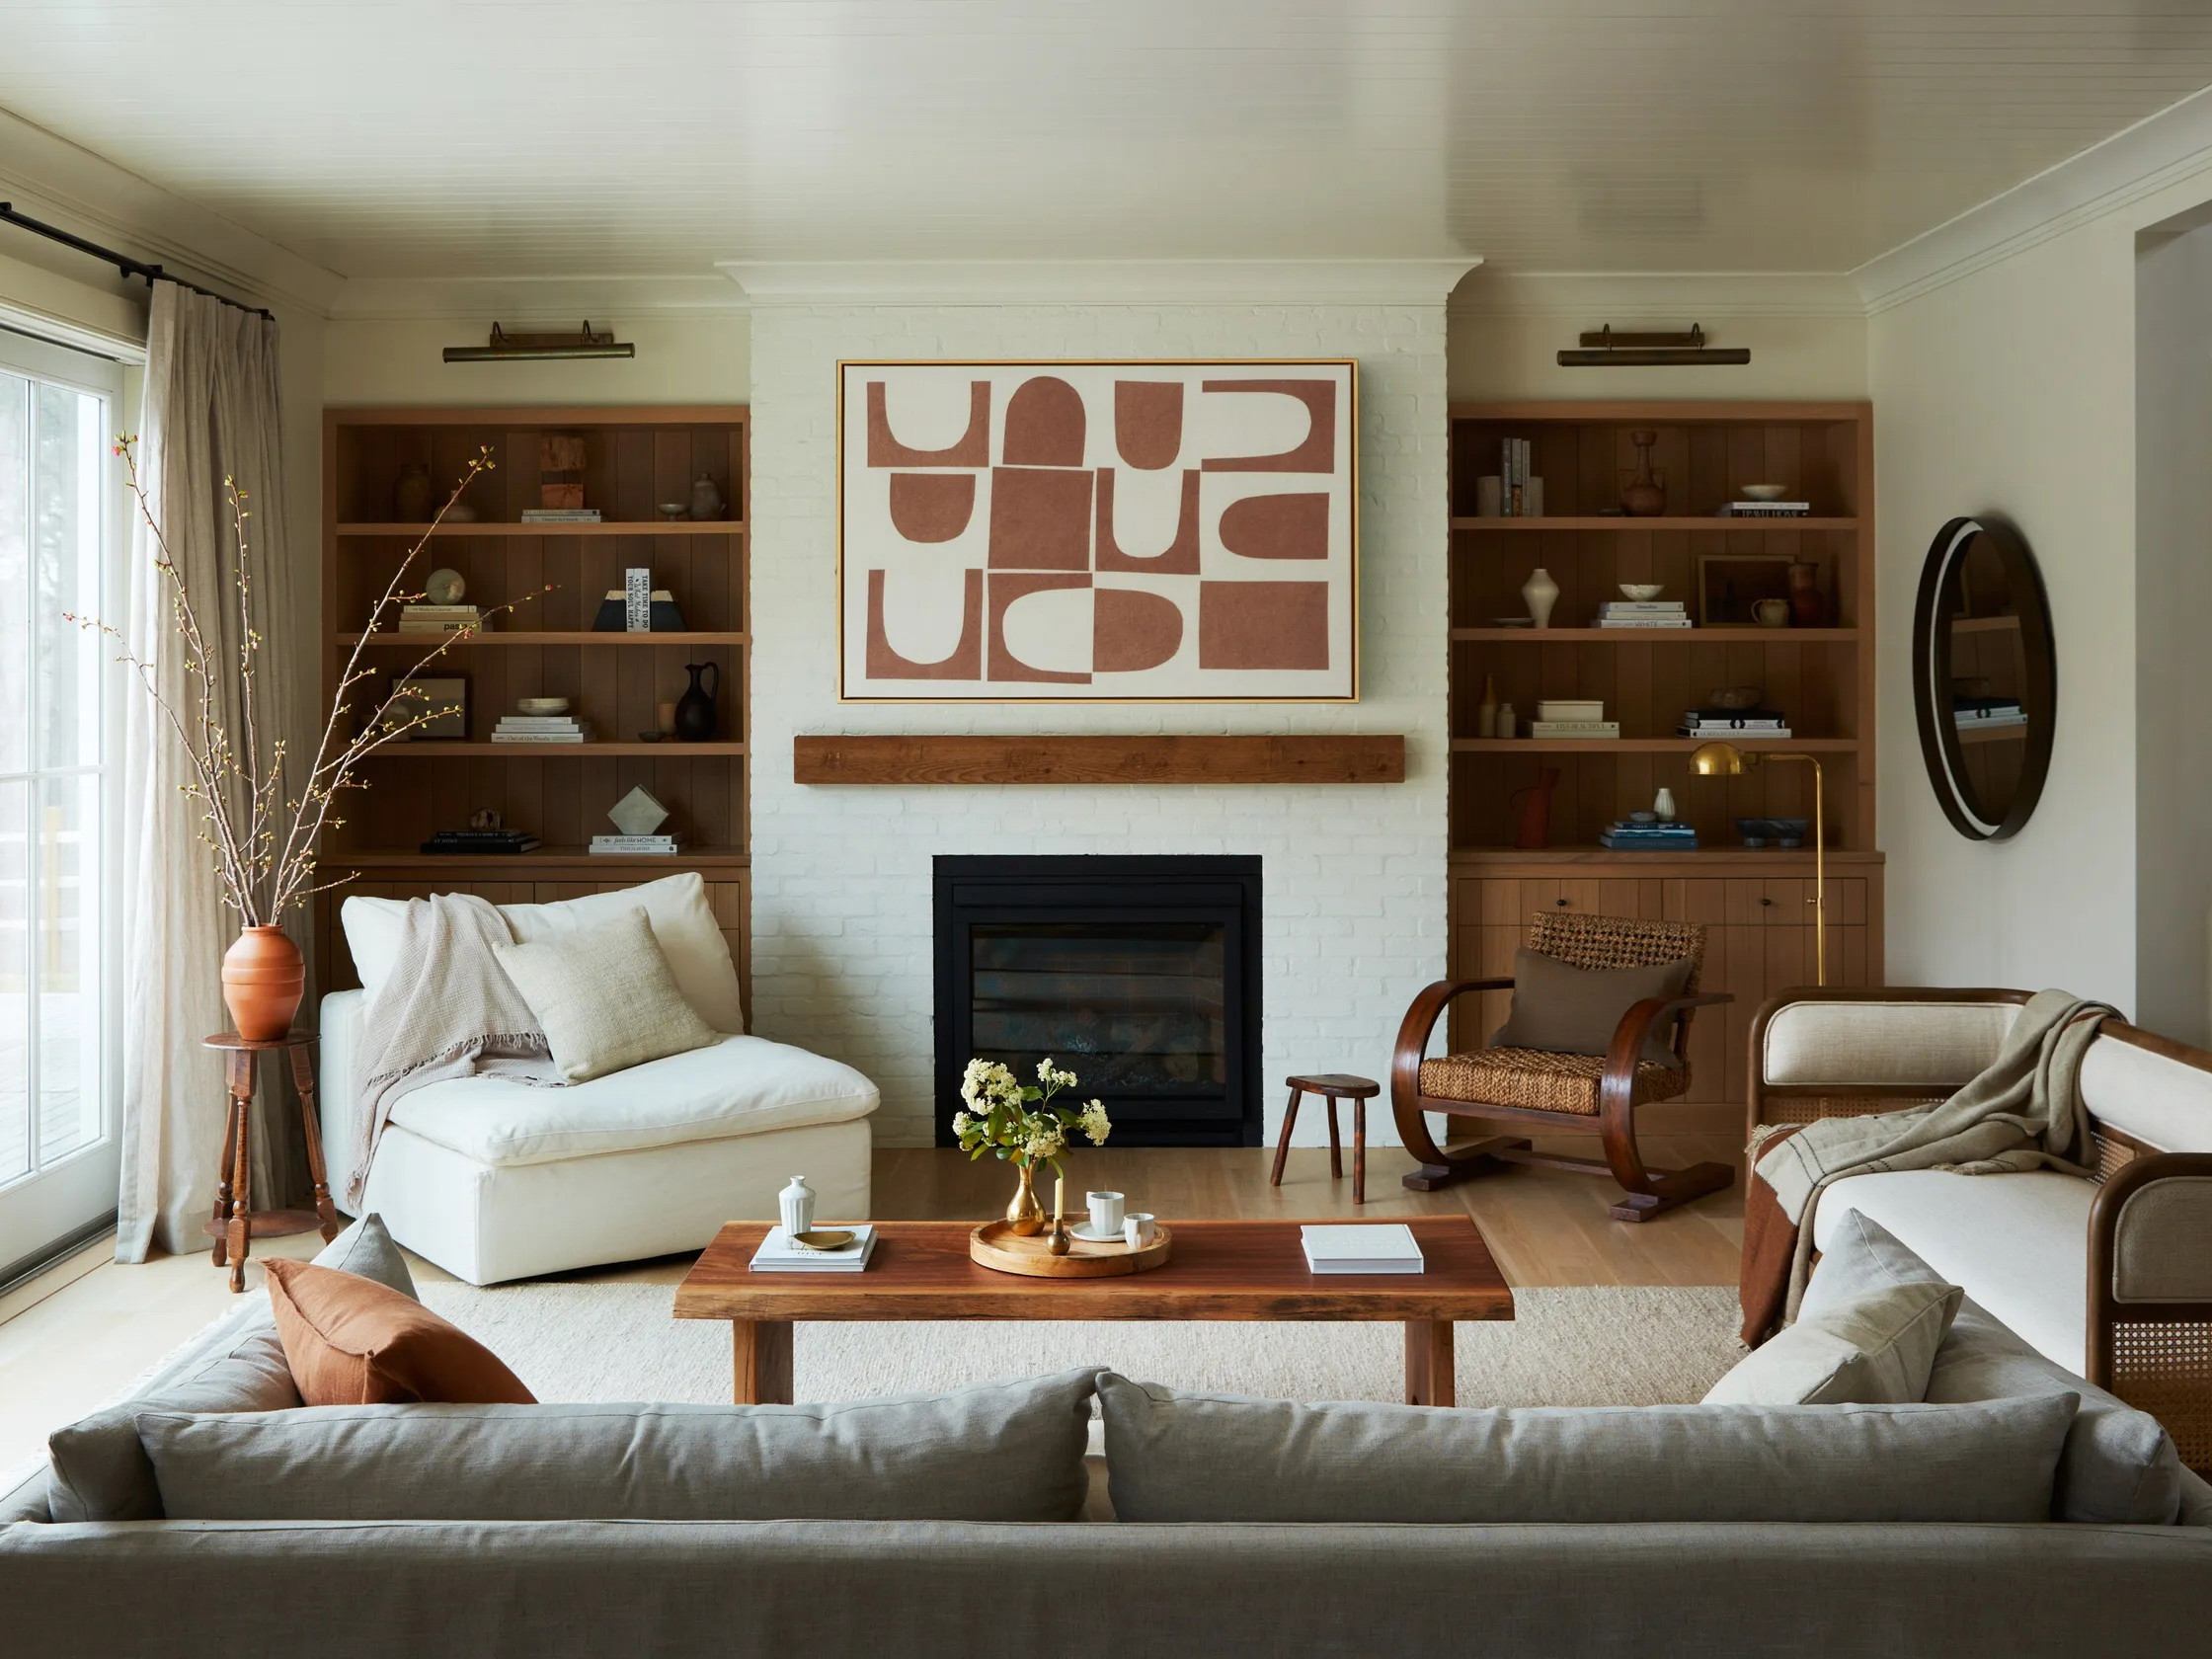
[1270,1073,1381,1205]
[202,1032,343,1293]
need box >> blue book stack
[1599,820,1699,852]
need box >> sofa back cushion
[1806,1207,2183,1525]
[2079,1036,2212,1153]
[1762,999,2016,1089]
[1095,1373,2073,1525]
[45,1215,415,1522]
[341,873,745,1033]
[136,1371,1097,1523]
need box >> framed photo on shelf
[1696,554,1793,627]
[386,674,469,740]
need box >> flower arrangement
[952,1058,1111,1176]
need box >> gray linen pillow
[1702,1277,1963,1405]
[1811,1208,2183,1525]
[495,907,718,1082]
[1489,948,1692,1066]
[45,1215,414,1522]
[1096,1373,2072,1525]
[140,1370,1097,1523]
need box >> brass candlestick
[1047,1173,1070,1255]
[1690,741,1828,986]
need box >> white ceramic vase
[778,1175,816,1236]
[1654,787,1678,822]
[1521,567,1560,629]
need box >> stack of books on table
[1600,819,1699,852]
[590,834,680,857]
[1954,696,2027,730]
[1595,600,1691,629]
[1679,708,1791,739]
[749,1224,877,1273]
[396,604,481,635]
[1301,1224,1425,1275]
[419,829,540,855]
[1528,698,1619,741]
[491,714,594,745]
[1717,501,1812,517]
[519,508,603,524]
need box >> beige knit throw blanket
[1751,988,2114,1324]
[346,893,565,1208]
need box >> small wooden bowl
[970,1219,1173,1278]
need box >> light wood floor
[0,1137,1742,1481]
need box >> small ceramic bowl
[659,502,688,520]
[516,696,570,716]
[1739,483,1791,502]
[1619,583,1665,601]
[636,731,665,743]
[1706,685,1765,710]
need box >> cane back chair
[1390,911,1734,1222]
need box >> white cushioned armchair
[1750,987,2212,1473]
[320,875,878,1286]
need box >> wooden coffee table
[673,1217,1513,1407]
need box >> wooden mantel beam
[792,734,1406,786]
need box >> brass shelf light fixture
[443,322,635,363]
[1558,324,1750,367]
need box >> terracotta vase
[1620,430,1668,517]
[1511,767,1562,849]
[1004,1163,1046,1236]
[1787,560,1825,628]
[221,925,303,1041]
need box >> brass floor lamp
[1690,742,1826,986]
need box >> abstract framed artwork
[837,359,1358,701]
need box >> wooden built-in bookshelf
[1445,401,1883,1088]
[314,405,750,1003]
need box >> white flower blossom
[1077,1099,1112,1146]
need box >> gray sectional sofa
[4,1218,2208,1658]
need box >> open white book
[1301,1224,1424,1274]
[749,1224,878,1273]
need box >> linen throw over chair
[1389,911,1733,1222]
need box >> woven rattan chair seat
[1418,1047,1692,1116]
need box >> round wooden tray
[970,1219,1174,1278]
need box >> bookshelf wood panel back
[316,406,750,1009]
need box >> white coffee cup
[1123,1213,1157,1249]
[1087,1191,1126,1235]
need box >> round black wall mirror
[1911,516,2056,841]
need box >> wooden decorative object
[969,1218,1174,1277]
[315,407,750,1013]
[200,1032,343,1293]
[1269,1072,1381,1204]
[793,734,1405,786]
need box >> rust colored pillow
[264,1259,534,1406]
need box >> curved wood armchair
[1391,912,1734,1222]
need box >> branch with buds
[71,440,546,926]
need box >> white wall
[1862,119,2212,1014]
[740,274,1456,1147]
[2133,211,2212,1042]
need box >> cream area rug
[419,1283,1745,1407]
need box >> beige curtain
[115,286,301,1262]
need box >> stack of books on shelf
[1595,599,1691,629]
[590,833,680,857]
[1717,500,1812,517]
[1600,818,1699,852]
[749,1224,878,1273]
[396,603,481,635]
[1954,695,2027,731]
[418,828,540,856]
[1679,707,1791,739]
[1498,437,1537,516]
[1529,699,1620,741]
[519,508,603,524]
[491,713,594,745]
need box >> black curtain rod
[0,201,275,321]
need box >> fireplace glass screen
[970,922,1226,1097]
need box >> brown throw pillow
[1488,947,1693,1067]
[264,1260,534,1406]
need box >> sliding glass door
[0,329,121,1280]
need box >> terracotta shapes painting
[839,360,1358,700]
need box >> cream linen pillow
[1702,1278,1964,1406]
[494,908,717,1082]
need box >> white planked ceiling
[1,1,2210,279]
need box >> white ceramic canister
[779,1175,816,1236]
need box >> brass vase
[1004,1163,1046,1235]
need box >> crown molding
[0,108,344,319]
[718,258,1478,308]
[328,274,751,323]
[1854,85,2212,314]
[1449,270,1863,319]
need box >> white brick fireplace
[732,261,1469,1146]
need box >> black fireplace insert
[933,855,1262,1147]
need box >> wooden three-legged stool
[1268,1072,1382,1205]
